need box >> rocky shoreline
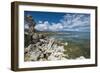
[24,32,67,61]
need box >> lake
[47,31,90,59]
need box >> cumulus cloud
[35,21,49,31]
[49,23,63,31]
[34,13,90,32]
[38,21,42,24]
[35,21,64,31]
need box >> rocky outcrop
[24,33,67,61]
[24,15,36,35]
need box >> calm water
[49,31,90,43]
[48,31,90,58]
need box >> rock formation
[24,37,67,61]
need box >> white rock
[76,56,86,60]
[64,42,68,46]
[25,37,68,61]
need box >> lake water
[48,31,90,43]
[48,31,90,59]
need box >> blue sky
[24,11,90,32]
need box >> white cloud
[35,21,63,31]
[34,13,90,32]
[38,21,42,24]
[60,14,90,31]
[49,23,63,31]
[35,21,49,31]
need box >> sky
[24,11,90,32]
